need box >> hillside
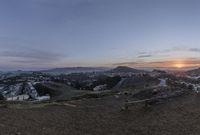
[35,82,90,100]
[186,68,200,76]
[109,66,146,73]
[0,90,199,135]
[152,69,167,74]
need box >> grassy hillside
[35,82,90,101]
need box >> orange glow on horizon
[173,60,185,69]
[174,63,185,68]
[115,58,200,69]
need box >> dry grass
[0,92,200,135]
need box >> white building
[36,95,50,101]
[6,94,30,101]
[93,84,107,91]
[26,82,38,99]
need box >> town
[0,66,200,103]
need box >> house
[1,83,23,98]
[93,84,107,91]
[6,94,30,101]
[25,82,38,99]
[36,95,50,101]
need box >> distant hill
[186,68,200,76]
[41,67,110,74]
[41,66,147,75]
[152,69,167,74]
[109,66,146,73]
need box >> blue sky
[1,0,200,70]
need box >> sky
[1,0,200,70]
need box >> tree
[188,84,194,90]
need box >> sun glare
[175,63,184,68]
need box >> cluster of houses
[1,83,23,99]
[0,82,50,101]
[104,72,147,78]
[0,72,53,101]
[179,81,200,92]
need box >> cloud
[112,62,139,66]
[161,47,200,53]
[136,53,169,59]
[0,49,65,67]
[0,50,62,60]
[138,51,148,55]
[136,47,200,60]
[189,48,200,52]
[137,54,152,58]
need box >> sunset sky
[0,0,200,70]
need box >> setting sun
[175,64,184,68]
[172,60,185,69]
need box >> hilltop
[186,67,200,76]
[109,66,146,73]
